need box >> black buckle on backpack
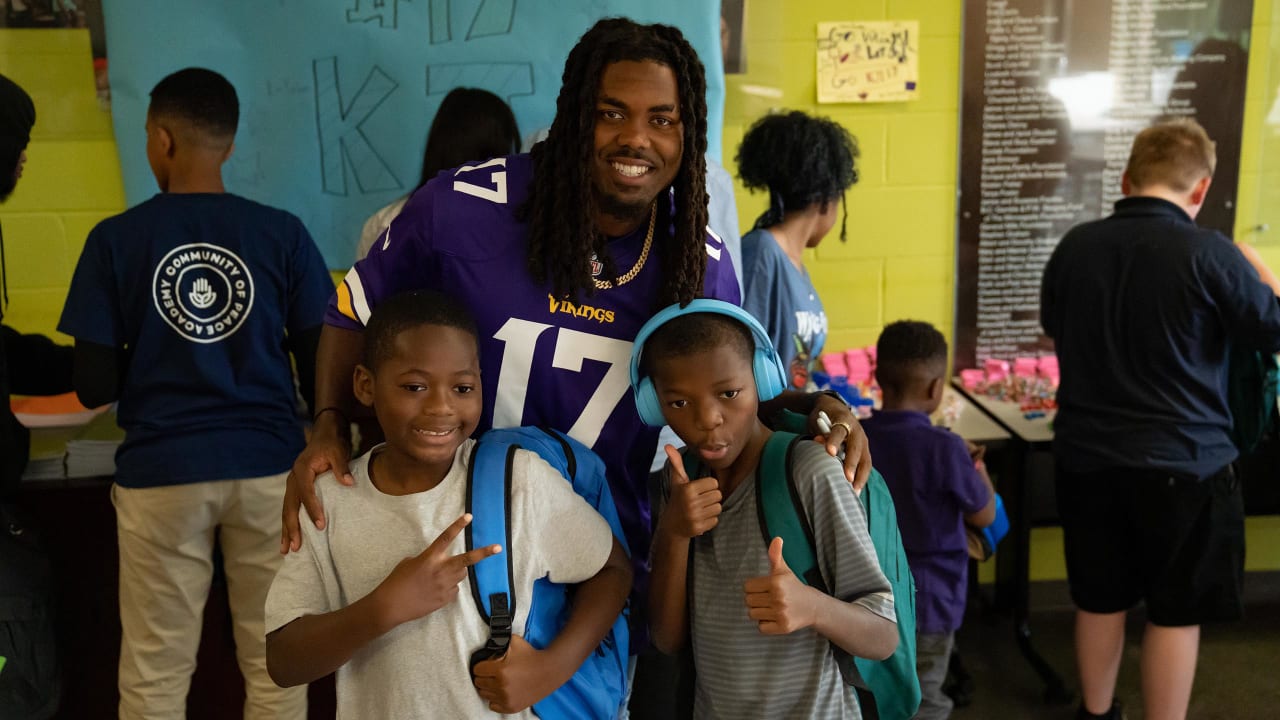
[468,592,513,675]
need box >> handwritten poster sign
[102,0,723,267]
[816,20,919,104]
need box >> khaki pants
[112,473,306,720]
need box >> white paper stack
[21,453,66,481]
[21,427,76,482]
[65,411,124,479]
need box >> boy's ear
[154,124,175,158]
[353,364,376,408]
[1188,174,1212,206]
[926,375,944,403]
[222,140,235,163]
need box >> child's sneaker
[1075,700,1125,720]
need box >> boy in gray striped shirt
[638,307,898,719]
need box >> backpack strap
[537,426,577,480]
[466,441,517,673]
[756,431,828,593]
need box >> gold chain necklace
[593,203,656,290]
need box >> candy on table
[843,382,876,418]
[937,393,962,428]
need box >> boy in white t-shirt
[265,290,630,718]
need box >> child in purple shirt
[861,321,995,720]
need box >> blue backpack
[755,431,922,720]
[967,493,1010,561]
[465,427,630,720]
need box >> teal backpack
[1227,345,1280,454]
[684,431,921,720]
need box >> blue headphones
[629,299,788,427]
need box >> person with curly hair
[735,110,858,390]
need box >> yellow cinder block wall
[1242,2,1280,277]
[3,4,1279,574]
[0,30,123,344]
[722,0,961,352]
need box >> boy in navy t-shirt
[861,321,995,720]
[58,68,333,719]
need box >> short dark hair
[148,68,238,143]
[363,290,478,371]
[418,87,520,189]
[736,110,859,239]
[875,320,948,394]
[523,17,708,306]
[641,312,754,378]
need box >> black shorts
[1055,463,1244,626]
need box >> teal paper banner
[104,0,723,266]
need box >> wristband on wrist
[814,389,849,409]
[313,406,348,423]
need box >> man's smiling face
[592,60,684,226]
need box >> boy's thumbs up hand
[658,444,722,539]
[744,537,817,635]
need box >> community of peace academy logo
[152,243,255,343]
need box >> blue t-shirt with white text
[59,193,334,487]
[740,228,827,390]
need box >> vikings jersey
[327,153,741,579]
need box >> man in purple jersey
[281,15,871,689]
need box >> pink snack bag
[822,352,849,378]
[984,358,1010,384]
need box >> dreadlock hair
[735,110,859,242]
[522,17,708,307]
[874,320,948,397]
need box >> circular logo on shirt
[151,243,255,343]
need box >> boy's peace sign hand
[375,513,501,628]
[744,537,817,635]
[658,444,723,539]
